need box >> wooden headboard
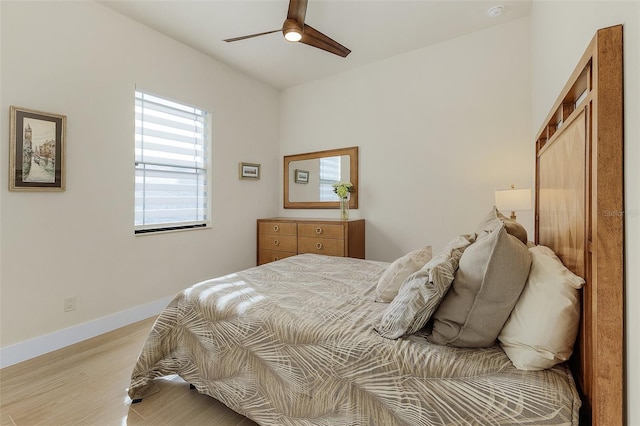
[534,25,624,426]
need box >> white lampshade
[495,186,531,220]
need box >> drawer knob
[316,242,323,250]
[273,239,280,246]
[273,225,279,232]
[315,227,322,235]
[274,256,279,261]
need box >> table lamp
[495,184,532,221]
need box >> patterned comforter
[128,254,580,425]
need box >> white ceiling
[100,0,532,90]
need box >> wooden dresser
[257,218,365,265]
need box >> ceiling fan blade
[224,29,281,43]
[300,25,351,57]
[287,0,308,27]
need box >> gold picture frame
[239,162,260,180]
[9,106,66,191]
[294,169,309,184]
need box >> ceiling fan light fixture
[284,30,302,42]
[283,18,303,42]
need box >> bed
[128,25,624,426]
[129,252,580,425]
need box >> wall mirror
[284,146,358,209]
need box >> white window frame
[134,89,211,234]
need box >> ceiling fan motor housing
[283,18,303,42]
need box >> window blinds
[319,156,341,201]
[134,91,210,233]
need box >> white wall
[530,2,639,425]
[279,18,533,260]
[0,2,280,351]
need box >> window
[134,90,210,233]
[319,156,341,201]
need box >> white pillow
[498,245,585,370]
[374,245,433,302]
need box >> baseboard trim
[0,296,172,369]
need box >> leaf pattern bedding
[128,254,580,425]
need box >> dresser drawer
[258,234,297,252]
[258,250,297,265]
[298,237,344,257]
[259,221,297,236]
[298,223,344,239]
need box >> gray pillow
[375,235,475,339]
[476,206,528,244]
[430,223,532,347]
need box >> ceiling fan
[224,0,351,58]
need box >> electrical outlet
[64,296,76,312]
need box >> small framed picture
[294,169,309,184]
[239,162,260,180]
[9,106,66,191]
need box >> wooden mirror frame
[284,146,358,209]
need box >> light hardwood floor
[0,317,258,426]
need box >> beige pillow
[375,235,475,339]
[499,245,585,370]
[374,245,433,302]
[476,206,528,244]
[430,223,532,347]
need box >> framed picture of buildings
[9,106,66,191]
